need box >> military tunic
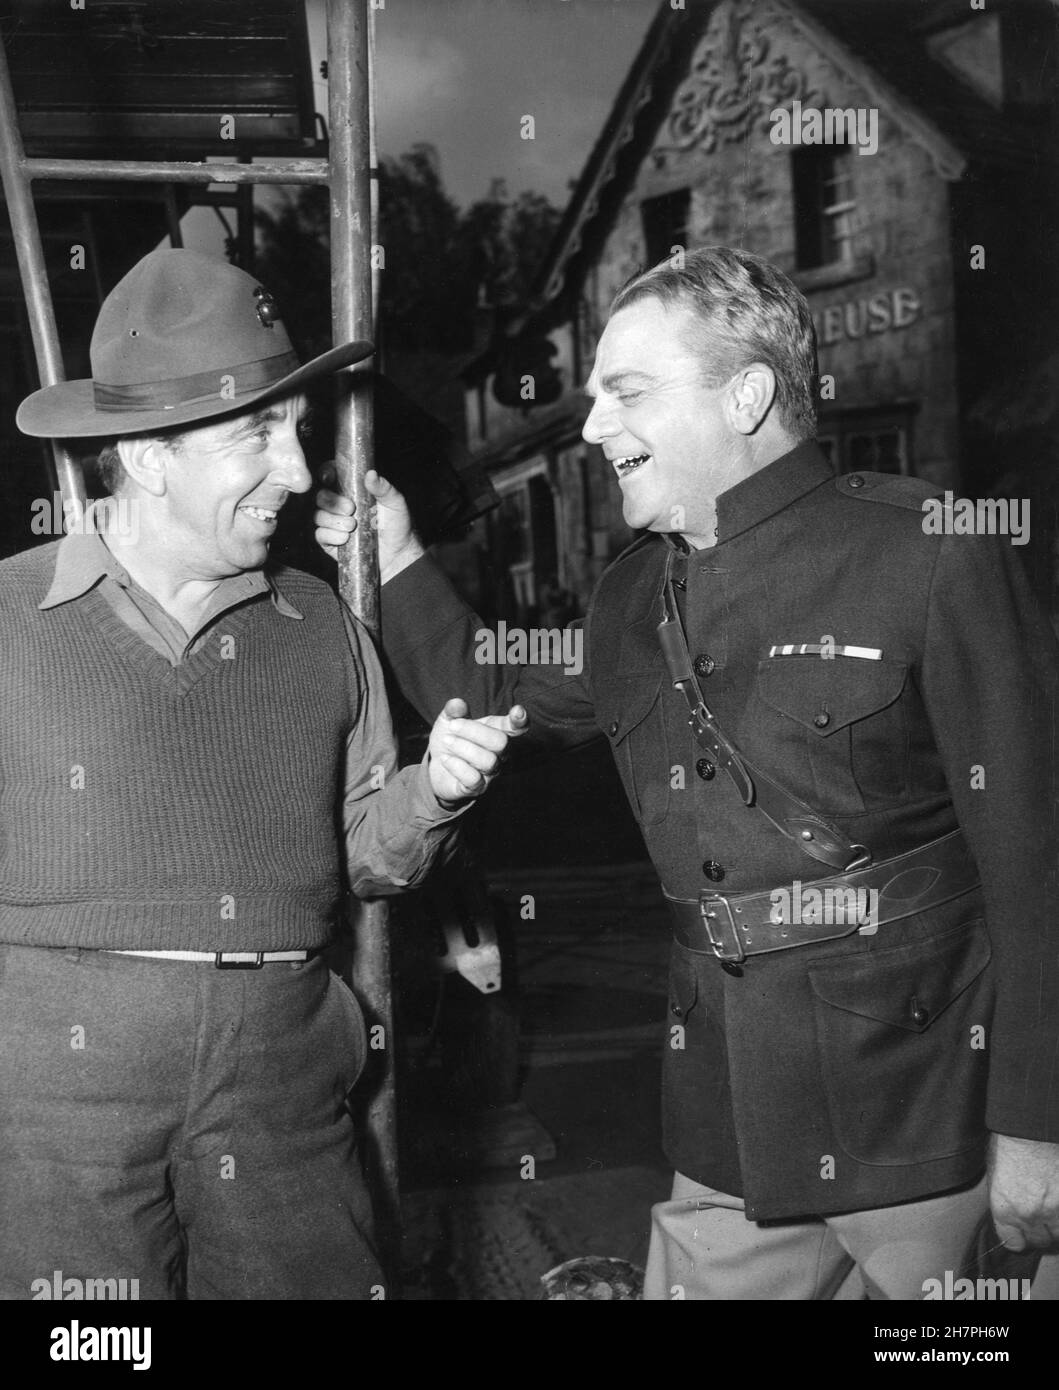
[383,442,1059,1220]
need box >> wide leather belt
[106,949,313,969]
[664,830,980,965]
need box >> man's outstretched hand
[314,472,525,804]
[313,469,424,582]
[427,699,528,808]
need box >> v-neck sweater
[0,541,352,950]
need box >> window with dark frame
[817,408,915,476]
[641,188,690,268]
[792,147,855,270]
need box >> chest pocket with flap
[750,655,910,811]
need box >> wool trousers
[0,944,382,1300]
[644,1171,994,1300]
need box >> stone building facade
[455,0,1058,625]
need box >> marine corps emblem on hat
[253,286,280,329]
[16,248,373,439]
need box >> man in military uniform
[315,247,1059,1299]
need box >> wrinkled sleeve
[381,552,601,754]
[919,530,1059,1141]
[340,603,466,898]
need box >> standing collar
[39,500,303,618]
[661,440,836,554]
[715,440,837,544]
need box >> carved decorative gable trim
[650,0,965,181]
[653,0,822,164]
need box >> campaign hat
[17,248,372,439]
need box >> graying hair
[611,246,818,441]
[94,430,186,496]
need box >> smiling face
[152,393,313,578]
[583,297,750,547]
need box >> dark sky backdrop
[312,0,659,208]
[184,2,658,263]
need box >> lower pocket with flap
[808,919,992,1165]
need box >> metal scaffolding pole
[327,0,399,1286]
[0,39,85,509]
[0,0,399,1289]
[22,156,329,185]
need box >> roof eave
[514,0,978,345]
[776,0,968,179]
[513,1,713,331]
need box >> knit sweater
[0,542,365,950]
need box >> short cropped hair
[94,430,185,496]
[611,247,818,441]
[93,442,123,496]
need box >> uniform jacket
[382,442,1059,1220]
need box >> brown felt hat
[17,248,373,439]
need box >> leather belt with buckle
[664,830,980,965]
[106,949,313,969]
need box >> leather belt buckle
[699,893,746,965]
[214,952,265,970]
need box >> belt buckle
[699,894,746,965]
[214,952,265,970]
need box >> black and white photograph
[0,0,1056,1356]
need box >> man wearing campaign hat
[0,248,525,1301]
